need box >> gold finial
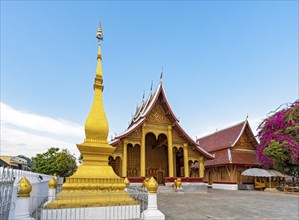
[146,177,158,193]
[96,22,104,41]
[142,177,150,188]
[124,177,130,188]
[48,177,57,189]
[18,177,32,197]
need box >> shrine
[196,118,259,190]
[110,80,214,184]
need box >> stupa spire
[45,24,137,210]
[84,23,109,145]
[95,23,103,77]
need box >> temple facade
[110,82,214,184]
[196,119,259,190]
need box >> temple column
[199,156,204,178]
[140,124,146,177]
[122,140,127,177]
[167,125,174,177]
[183,143,189,177]
[173,148,177,177]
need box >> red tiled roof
[196,121,246,152]
[205,149,259,167]
[205,149,229,166]
[231,150,258,165]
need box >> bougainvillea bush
[257,100,299,177]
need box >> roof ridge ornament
[150,80,153,94]
[160,66,163,83]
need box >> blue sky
[1,1,298,158]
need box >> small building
[196,119,259,190]
[0,155,31,170]
[110,82,214,184]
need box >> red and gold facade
[110,83,214,184]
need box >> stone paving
[157,188,299,220]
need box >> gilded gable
[127,127,142,139]
[235,133,255,150]
[172,129,185,144]
[147,103,171,124]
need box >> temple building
[110,81,214,184]
[196,118,259,190]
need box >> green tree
[31,147,77,177]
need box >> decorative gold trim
[18,177,32,197]
[146,177,158,193]
[48,177,57,189]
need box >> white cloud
[1,102,83,137]
[0,102,83,158]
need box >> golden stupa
[46,24,136,209]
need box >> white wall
[212,183,238,190]
[0,168,54,220]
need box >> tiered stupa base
[45,177,137,209]
[42,144,140,219]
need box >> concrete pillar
[47,177,57,202]
[142,177,165,220]
[167,125,174,177]
[15,177,34,220]
[183,143,189,177]
[140,125,146,177]
[122,140,128,177]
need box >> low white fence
[35,192,146,220]
[1,167,164,220]
[0,168,15,220]
[0,167,54,220]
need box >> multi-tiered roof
[111,82,214,159]
[196,119,259,167]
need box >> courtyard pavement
[157,189,299,220]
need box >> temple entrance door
[145,133,168,183]
[127,144,140,177]
[175,148,184,177]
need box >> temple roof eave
[110,117,146,145]
[196,119,259,153]
[173,123,214,159]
